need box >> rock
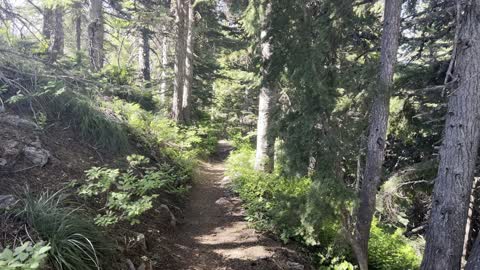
[2,140,20,156]
[155,204,177,226]
[0,115,38,130]
[0,195,15,209]
[23,146,50,167]
[0,158,7,167]
[135,233,148,252]
[286,261,304,270]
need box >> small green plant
[0,241,50,269]
[79,155,183,226]
[17,190,112,270]
[368,220,421,270]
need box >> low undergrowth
[78,154,187,227]
[226,144,421,269]
[15,190,113,270]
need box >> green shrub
[16,190,112,270]
[226,146,421,270]
[368,220,421,270]
[79,155,185,226]
[0,241,50,269]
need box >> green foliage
[16,191,112,270]
[227,145,421,269]
[79,155,184,226]
[368,220,421,270]
[0,241,50,270]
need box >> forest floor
[161,141,311,270]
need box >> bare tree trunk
[43,5,64,63]
[73,1,82,63]
[42,8,53,40]
[160,25,168,102]
[421,1,480,269]
[352,0,402,269]
[182,0,194,124]
[139,27,151,83]
[254,0,276,173]
[88,0,104,71]
[172,0,187,123]
[48,6,64,63]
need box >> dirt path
[162,141,309,270]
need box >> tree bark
[43,5,64,63]
[421,1,480,268]
[254,0,276,173]
[139,27,151,83]
[466,236,480,270]
[160,25,168,102]
[73,1,82,53]
[88,0,104,71]
[172,0,188,123]
[352,0,402,269]
[462,178,478,269]
[42,8,53,40]
[182,0,194,124]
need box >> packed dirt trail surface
[162,141,309,270]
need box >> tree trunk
[352,0,402,269]
[43,6,64,63]
[466,236,480,270]
[254,0,276,173]
[421,1,480,268]
[160,25,168,102]
[42,8,53,40]
[182,0,194,124]
[172,0,188,123]
[73,1,82,62]
[48,7,64,63]
[139,27,151,83]
[88,0,104,71]
[462,178,478,269]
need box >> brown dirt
[157,141,311,270]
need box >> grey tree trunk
[160,25,168,102]
[139,27,151,83]
[49,7,64,63]
[352,0,402,269]
[462,178,478,269]
[466,236,480,270]
[254,0,276,173]
[182,0,194,124]
[88,0,104,71]
[421,1,480,268]
[42,8,53,40]
[73,1,82,53]
[43,6,64,63]
[172,0,187,123]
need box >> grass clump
[16,190,113,270]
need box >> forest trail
[164,141,308,270]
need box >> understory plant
[0,241,50,269]
[79,154,185,226]
[226,145,421,269]
[16,190,112,270]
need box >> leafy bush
[368,220,421,270]
[226,146,421,269]
[79,155,185,226]
[0,241,50,269]
[16,190,112,270]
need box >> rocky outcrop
[0,113,50,171]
